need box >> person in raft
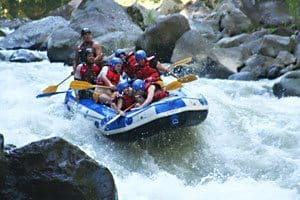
[74,48,101,99]
[73,28,103,74]
[92,57,123,109]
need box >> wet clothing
[136,56,160,82]
[97,66,120,86]
[145,81,169,102]
[118,94,136,110]
[122,52,137,79]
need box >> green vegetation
[0,0,70,19]
[285,0,300,28]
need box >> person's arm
[99,67,116,90]
[139,85,155,108]
[156,61,179,79]
[93,42,103,63]
[73,46,79,73]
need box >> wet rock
[9,49,44,62]
[0,134,3,153]
[0,16,68,50]
[0,137,117,200]
[136,13,190,62]
[273,70,300,97]
[228,71,256,81]
[266,64,282,79]
[241,54,274,79]
[191,56,234,79]
[216,33,250,48]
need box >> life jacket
[79,64,101,84]
[97,66,120,86]
[145,82,169,102]
[78,41,94,64]
[123,51,137,79]
[136,56,160,81]
[120,94,135,110]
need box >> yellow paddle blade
[42,85,58,94]
[170,57,192,68]
[177,74,197,83]
[69,80,95,90]
[165,81,182,91]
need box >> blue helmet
[117,80,129,93]
[110,57,123,68]
[115,49,126,58]
[135,50,146,60]
[132,79,145,91]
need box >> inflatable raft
[64,88,208,140]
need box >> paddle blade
[165,81,182,91]
[36,91,69,98]
[69,80,94,90]
[42,85,58,94]
[177,74,197,83]
[170,57,192,68]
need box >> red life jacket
[145,82,169,102]
[123,52,137,79]
[120,94,135,110]
[136,56,160,81]
[79,64,101,84]
[97,66,120,86]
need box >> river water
[0,57,300,200]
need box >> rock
[47,26,79,65]
[266,64,282,79]
[258,34,294,57]
[241,54,275,79]
[0,18,30,30]
[70,0,142,38]
[9,49,44,62]
[228,71,256,81]
[95,31,140,56]
[136,13,190,62]
[0,137,117,200]
[157,0,185,15]
[0,134,3,154]
[171,29,214,63]
[274,51,296,66]
[212,46,251,72]
[294,43,300,67]
[240,0,292,27]
[273,70,300,97]
[192,56,234,79]
[216,33,250,48]
[0,16,69,50]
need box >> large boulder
[136,13,190,62]
[258,34,294,58]
[171,29,214,63]
[70,0,142,38]
[273,70,300,97]
[0,137,117,200]
[47,26,80,65]
[0,16,69,50]
[240,0,292,27]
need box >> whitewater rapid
[0,58,299,200]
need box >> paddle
[42,74,72,94]
[169,57,192,70]
[177,74,197,83]
[69,80,110,90]
[36,90,70,98]
[164,81,182,91]
[106,104,136,125]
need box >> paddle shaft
[106,104,135,125]
[57,74,73,86]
